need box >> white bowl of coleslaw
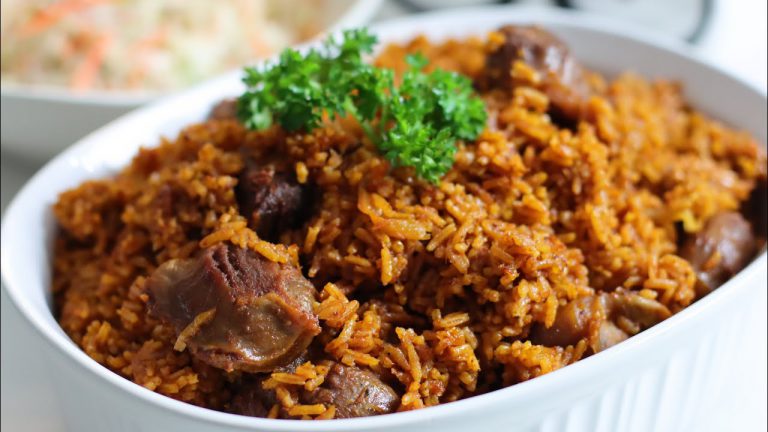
[0,0,383,161]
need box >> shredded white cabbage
[0,0,323,91]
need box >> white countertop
[2,1,766,431]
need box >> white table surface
[2,1,766,431]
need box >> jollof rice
[52,30,766,419]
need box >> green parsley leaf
[237,28,487,183]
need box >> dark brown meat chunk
[613,293,671,330]
[530,291,671,352]
[237,163,309,241]
[529,295,608,348]
[596,320,629,351]
[145,243,320,373]
[209,98,238,120]
[303,363,398,418]
[743,180,767,241]
[229,351,309,418]
[679,211,756,296]
[229,377,275,418]
[485,25,591,121]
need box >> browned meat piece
[209,98,238,120]
[229,377,275,418]
[596,320,629,350]
[530,291,671,352]
[679,211,756,296]
[237,163,309,241]
[611,293,671,337]
[485,25,591,121]
[743,180,767,241]
[303,363,399,418]
[229,351,309,418]
[145,243,320,373]
[529,295,609,348]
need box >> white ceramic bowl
[2,6,766,432]
[0,0,383,162]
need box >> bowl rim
[2,4,767,431]
[0,0,383,107]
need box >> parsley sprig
[238,28,486,183]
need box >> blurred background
[1,0,766,431]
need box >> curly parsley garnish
[238,28,486,183]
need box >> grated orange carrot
[70,33,113,90]
[20,0,111,38]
